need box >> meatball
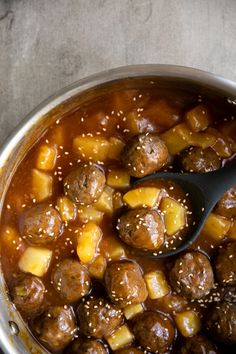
[215,186,236,218]
[34,306,76,352]
[11,275,45,315]
[178,335,219,354]
[117,208,164,250]
[206,301,236,345]
[116,348,143,354]
[21,204,63,245]
[215,243,236,285]
[121,133,169,177]
[64,164,105,205]
[68,338,107,354]
[179,147,221,173]
[105,261,148,307]
[133,311,175,353]
[170,251,214,299]
[77,297,123,338]
[51,258,91,303]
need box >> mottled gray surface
[0,0,236,143]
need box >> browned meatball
[51,258,91,303]
[11,275,45,315]
[133,311,175,353]
[64,164,105,204]
[68,338,107,354]
[170,251,214,299]
[179,147,221,173]
[105,261,148,307]
[121,133,169,177]
[215,186,236,218]
[117,209,164,251]
[178,335,219,354]
[34,306,76,352]
[206,301,236,345]
[215,243,236,285]
[116,348,143,354]
[21,204,63,245]
[77,297,123,338]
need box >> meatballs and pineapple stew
[0,79,236,354]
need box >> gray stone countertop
[1,0,236,143]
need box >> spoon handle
[204,161,236,201]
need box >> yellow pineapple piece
[36,145,57,170]
[32,169,52,202]
[207,127,233,158]
[105,237,126,260]
[160,197,186,235]
[123,187,160,208]
[0,226,23,253]
[94,186,114,214]
[57,196,76,222]
[144,270,170,299]
[49,125,64,146]
[76,222,102,264]
[73,135,110,161]
[88,255,107,279]
[107,169,130,189]
[185,105,211,132]
[175,311,201,337]
[18,247,52,277]
[161,123,216,155]
[202,213,231,240]
[106,325,134,351]
[113,191,124,211]
[125,111,154,136]
[108,137,125,160]
[123,303,144,320]
[78,205,104,223]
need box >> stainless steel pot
[0,65,236,354]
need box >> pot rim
[0,64,236,354]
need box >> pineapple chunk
[144,270,170,299]
[123,187,160,208]
[113,191,124,211]
[105,237,126,260]
[76,222,102,264]
[94,186,114,214]
[202,213,231,240]
[36,145,57,170]
[88,255,107,279]
[106,325,134,351]
[124,303,144,320]
[78,206,104,223]
[0,226,23,252]
[32,169,52,202]
[228,220,236,240]
[160,197,186,235]
[175,311,201,337]
[18,247,52,277]
[185,105,211,132]
[49,125,64,146]
[107,169,130,189]
[124,111,151,136]
[73,135,110,161]
[57,196,76,222]
[108,137,125,160]
[161,123,216,155]
[207,127,233,158]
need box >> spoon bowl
[133,161,236,258]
